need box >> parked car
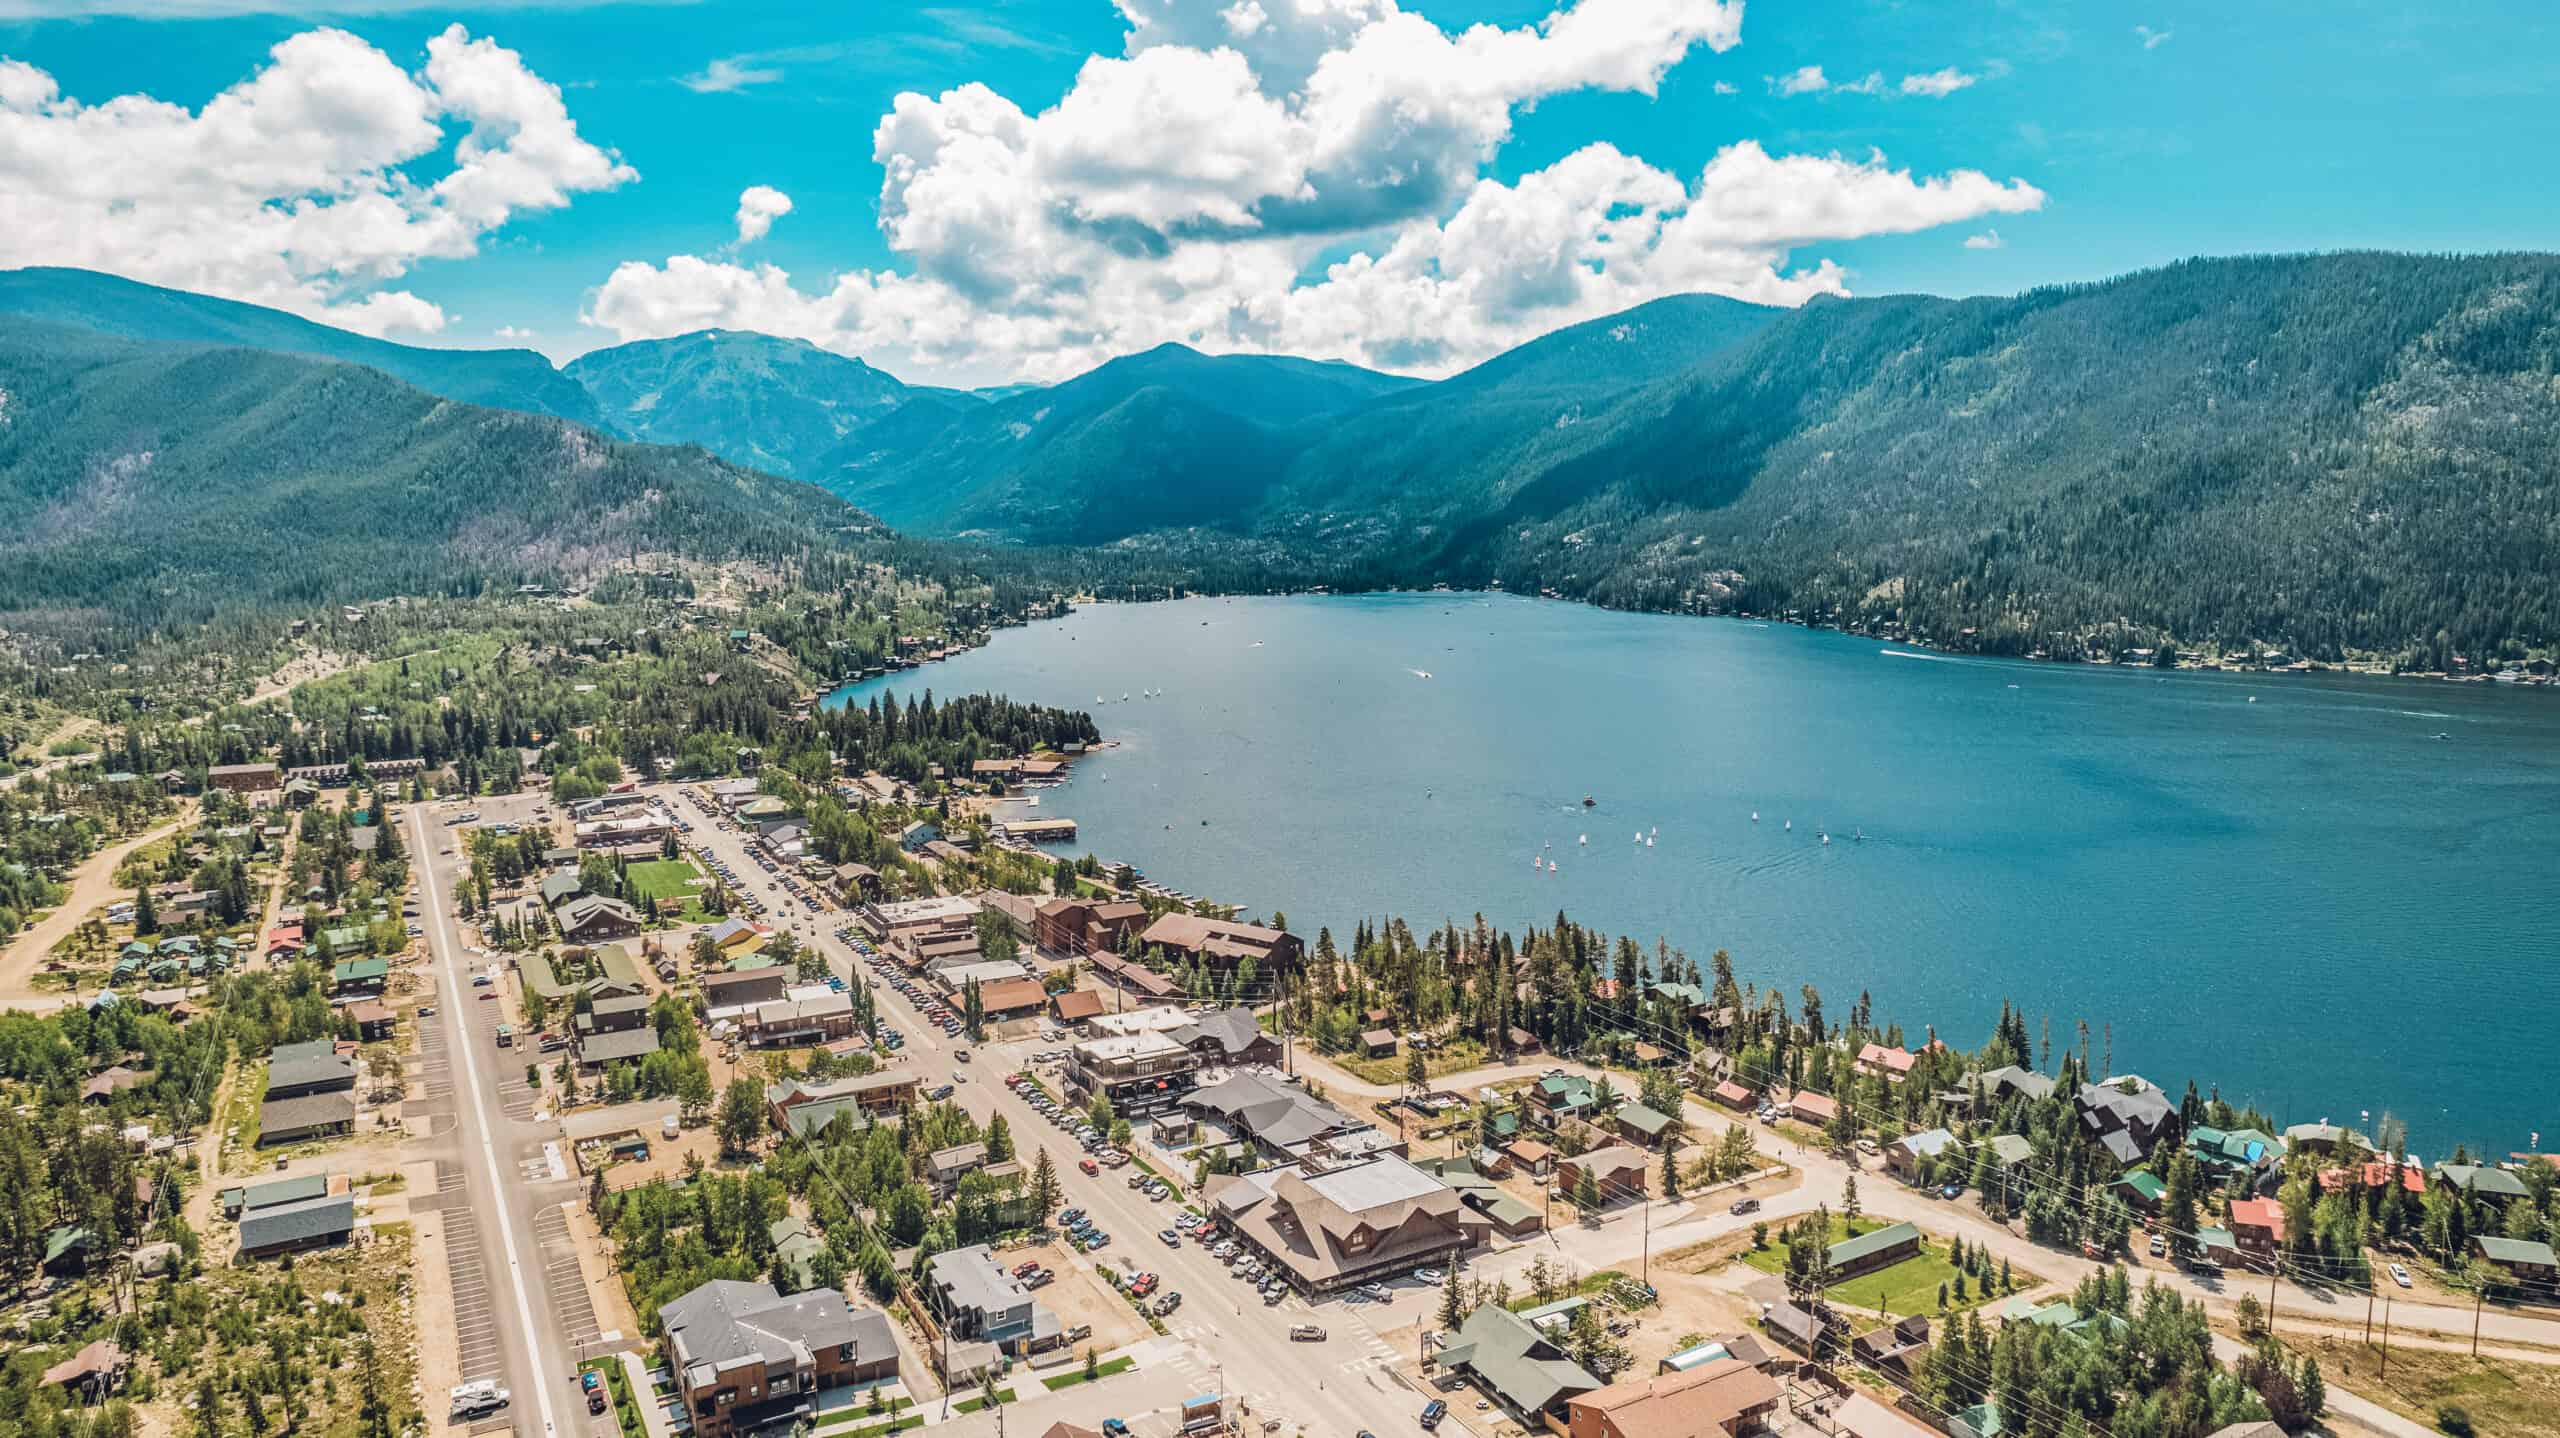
[1730,1198,1761,1215]
[2389,1263,2413,1288]
[586,1390,607,1416]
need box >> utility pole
[2474,1285,2485,1357]
[2380,1293,2392,1378]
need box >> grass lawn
[1043,1356,1138,1390]
[624,857,707,907]
[2314,1338,2560,1437]
[952,1388,1018,1413]
[1741,1216,2027,1319]
[815,1397,916,1431]
[829,1417,926,1438]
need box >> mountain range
[0,268,607,429]
[0,314,877,633]
[4,253,2557,662]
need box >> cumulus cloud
[494,324,535,339]
[0,24,632,334]
[586,0,2043,385]
[2135,25,2173,49]
[734,185,793,245]
[1901,67,1977,97]
[1963,228,2002,249]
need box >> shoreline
[829,586,2560,710]
[827,592,2554,1157]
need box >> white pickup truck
[449,1381,510,1419]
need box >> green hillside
[0,267,604,428]
[566,329,923,477]
[820,343,1421,539]
[1396,253,2560,664]
[0,317,877,633]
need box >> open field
[2303,1335,2560,1436]
[623,856,705,907]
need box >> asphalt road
[414,799,622,1438]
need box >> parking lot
[655,783,834,935]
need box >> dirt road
[0,803,196,999]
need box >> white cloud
[1770,64,1828,96]
[734,185,793,245]
[681,57,783,94]
[0,0,682,13]
[2135,25,2173,49]
[1713,79,1738,95]
[1900,67,1977,98]
[587,0,2043,386]
[0,23,632,334]
[494,324,535,339]
[1963,228,2002,249]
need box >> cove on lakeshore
[835,591,2560,1156]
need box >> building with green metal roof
[1825,1221,1922,1279]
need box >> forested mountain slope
[1377,252,2560,663]
[0,318,877,633]
[0,268,606,428]
[566,329,925,477]
[819,343,1421,539]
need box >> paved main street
[411,799,626,1438]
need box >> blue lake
[835,592,2560,1156]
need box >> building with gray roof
[660,1279,897,1438]
[926,1244,1059,1355]
[239,1194,355,1258]
[258,1092,355,1146]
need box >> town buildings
[660,1279,898,1438]
[1206,1152,1487,1294]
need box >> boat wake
[1880,648,1967,664]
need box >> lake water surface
[834,592,2559,1155]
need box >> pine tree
[133,884,158,936]
[1438,1264,1465,1328]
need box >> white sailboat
[1645,835,1654,848]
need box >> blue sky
[1,1,2553,384]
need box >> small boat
[1582,795,1595,807]
[1634,830,1643,843]
[1751,811,1759,822]
[1577,834,1587,845]
[1784,819,1792,831]
[1644,836,1654,848]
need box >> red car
[1013,1260,1043,1278]
[1080,1158,1100,1175]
